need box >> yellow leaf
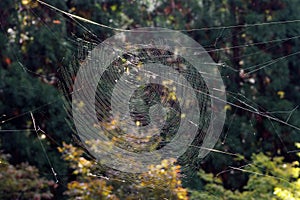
[277,91,285,99]
[224,104,232,111]
[21,0,38,8]
[110,4,117,11]
[21,0,30,5]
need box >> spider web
[1,0,300,195]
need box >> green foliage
[0,63,70,179]
[0,1,73,198]
[191,144,300,200]
[0,152,56,200]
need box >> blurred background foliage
[0,0,300,199]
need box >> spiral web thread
[68,28,226,173]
